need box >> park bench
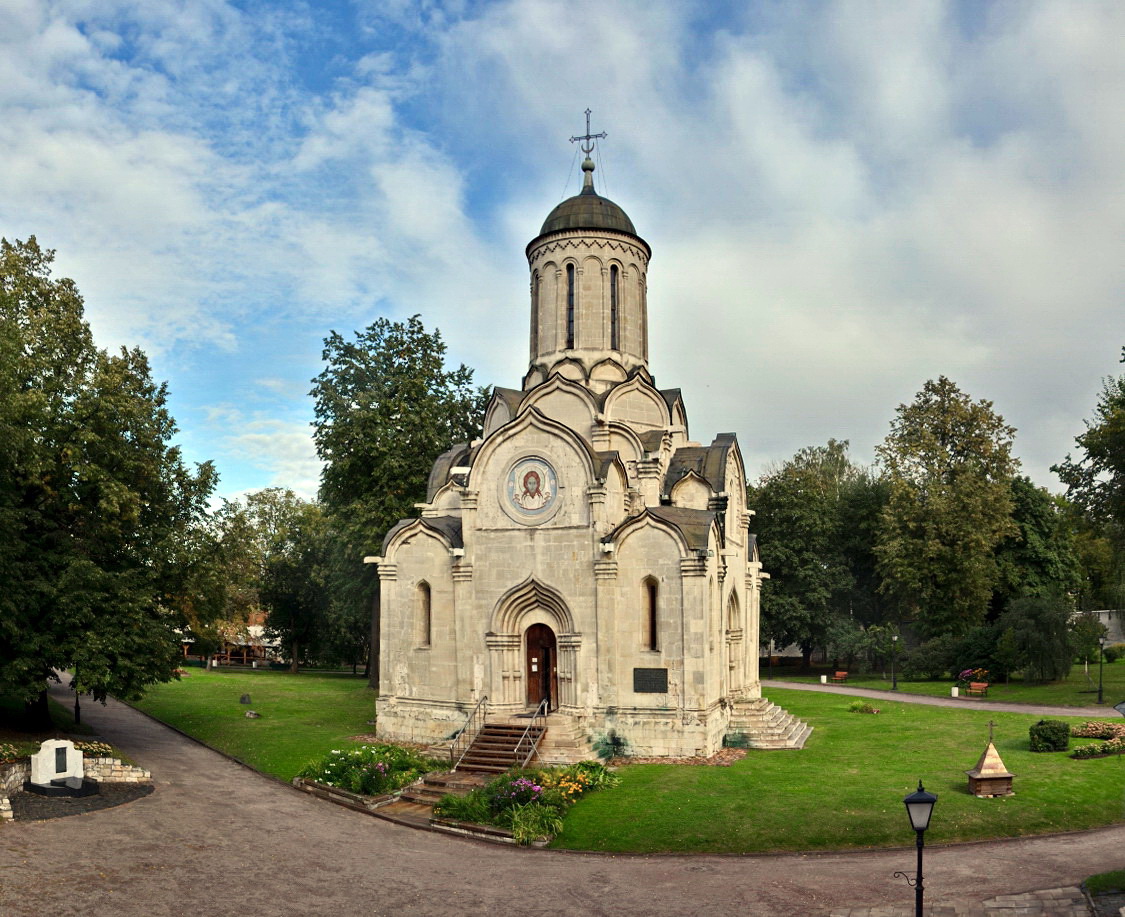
[830,671,848,683]
[963,682,989,696]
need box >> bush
[1103,643,1125,664]
[900,634,957,680]
[1071,736,1125,759]
[1071,721,1125,740]
[1029,719,1070,752]
[957,667,990,688]
[432,762,618,845]
[592,729,628,760]
[847,700,879,714]
[299,743,444,796]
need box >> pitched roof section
[664,434,737,494]
[382,515,464,555]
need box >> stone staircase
[727,697,812,749]
[534,714,595,765]
[398,770,486,806]
[454,721,545,774]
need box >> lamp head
[903,780,938,832]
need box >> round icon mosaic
[504,456,559,522]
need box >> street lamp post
[895,780,938,917]
[1097,636,1107,706]
[891,634,899,691]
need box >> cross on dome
[569,108,607,156]
[570,108,607,191]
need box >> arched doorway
[525,623,557,710]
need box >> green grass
[131,669,376,780]
[767,659,1125,707]
[1085,869,1125,895]
[552,689,1125,854]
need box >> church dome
[538,157,638,237]
[540,187,636,236]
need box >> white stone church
[372,138,808,759]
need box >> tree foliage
[874,377,1018,637]
[310,315,488,682]
[992,476,1081,612]
[753,440,869,660]
[1054,351,1125,608]
[0,238,216,720]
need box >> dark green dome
[540,185,637,236]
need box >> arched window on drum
[642,577,659,651]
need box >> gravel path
[760,679,1123,718]
[0,681,1121,917]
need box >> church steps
[726,698,812,750]
[454,722,546,774]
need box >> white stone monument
[30,739,83,788]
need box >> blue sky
[2,0,1123,502]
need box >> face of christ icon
[508,459,556,515]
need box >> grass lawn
[767,660,1125,707]
[131,669,375,781]
[552,688,1125,854]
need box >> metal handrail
[514,698,549,768]
[450,695,488,770]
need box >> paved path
[761,679,1123,719]
[0,684,1122,917]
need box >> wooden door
[525,623,557,710]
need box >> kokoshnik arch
[370,119,808,757]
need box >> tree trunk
[289,639,300,674]
[23,689,52,732]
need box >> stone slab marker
[30,739,82,786]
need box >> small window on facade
[417,582,432,647]
[566,263,575,349]
[643,577,659,651]
[610,264,619,351]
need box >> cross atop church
[988,720,996,743]
[570,108,607,156]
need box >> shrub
[433,790,492,824]
[1104,643,1125,664]
[1029,719,1070,752]
[1071,737,1125,759]
[299,743,444,796]
[900,634,957,680]
[432,762,617,845]
[74,741,115,757]
[847,700,879,714]
[957,667,990,688]
[489,775,545,814]
[1071,721,1125,740]
[507,802,565,844]
[592,729,628,760]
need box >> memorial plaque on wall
[633,667,669,693]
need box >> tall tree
[310,315,488,684]
[874,376,1018,638]
[1054,351,1125,608]
[992,476,1081,613]
[0,237,216,726]
[752,440,864,664]
[260,496,329,673]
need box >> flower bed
[297,743,446,796]
[1071,721,1125,740]
[1071,736,1125,759]
[432,761,618,846]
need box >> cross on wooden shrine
[570,108,607,155]
[988,720,996,742]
